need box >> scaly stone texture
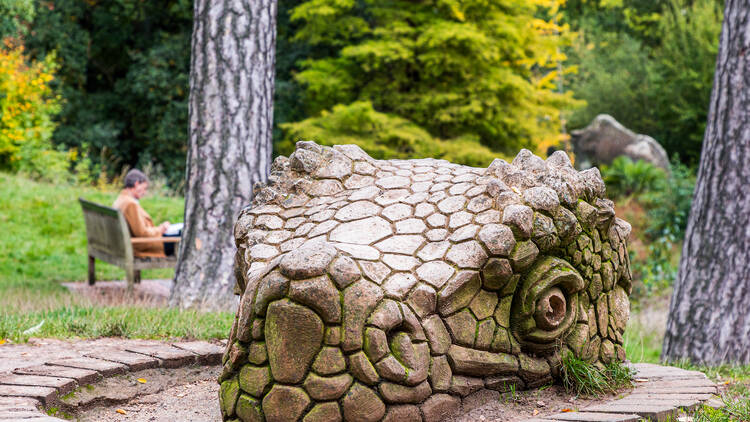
[219,142,632,421]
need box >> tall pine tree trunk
[662,0,750,364]
[170,0,277,309]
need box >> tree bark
[662,0,750,364]
[170,0,276,309]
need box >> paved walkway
[523,363,723,422]
[0,338,225,421]
[0,339,722,422]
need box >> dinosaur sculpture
[219,141,632,422]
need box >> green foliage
[0,41,67,182]
[565,0,722,166]
[279,101,503,167]
[685,375,750,422]
[563,0,668,46]
[642,159,695,241]
[0,0,34,39]
[694,395,750,422]
[560,352,634,396]
[566,31,656,137]
[650,0,721,164]
[631,239,678,296]
[273,0,313,143]
[600,156,667,198]
[25,0,192,188]
[606,157,694,295]
[283,0,580,161]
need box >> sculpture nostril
[534,287,567,330]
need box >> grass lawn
[0,172,233,342]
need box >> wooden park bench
[79,198,180,290]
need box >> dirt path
[74,367,221,422]
[449,386,618,422]
[79,379,621,422]
[61,279,172,307]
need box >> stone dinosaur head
[220,142,632,422]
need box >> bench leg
[88,256,96,286]
[134,270,141,284]
[125,265,135,293]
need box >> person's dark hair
[124,169,149,188]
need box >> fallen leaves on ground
[116,409,126,415]
[137,378,147,384]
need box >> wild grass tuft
[560,353,635,397]
[693,383,750,422]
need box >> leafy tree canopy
[279,0,580,165]
[26,0,192,187]
[0,0,34,39]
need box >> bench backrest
[79,198,134,264]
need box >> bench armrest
[131,237,182,244]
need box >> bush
[610,157,695,295]
[642,159,695,241]
[0,40,66,182]
[0,0,34,39]
[284,0,581,159]
[600,156,667,198]
[279,101,505,167]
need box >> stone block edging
[520,363,724,422]
[0,339,226,421]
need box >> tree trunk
[661,0,750,364]
[170,0,277,309]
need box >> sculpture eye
[511,257,584,354]
[535,287,567,330]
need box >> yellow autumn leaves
[0,39,61,168]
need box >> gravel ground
[75,367,221,422]
[449,385,621,422]
[80,378,621,422]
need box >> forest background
[0,0,722,299]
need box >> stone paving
[0,338,225,421]
[521,363,724,422]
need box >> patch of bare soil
[76,378,628,422]
[61,279,172,307]
[450,385,632,422]
[65,366,221,422]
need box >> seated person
[113,169,180,258]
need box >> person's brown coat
[113,191,165,258]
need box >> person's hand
[159,221,170,234]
